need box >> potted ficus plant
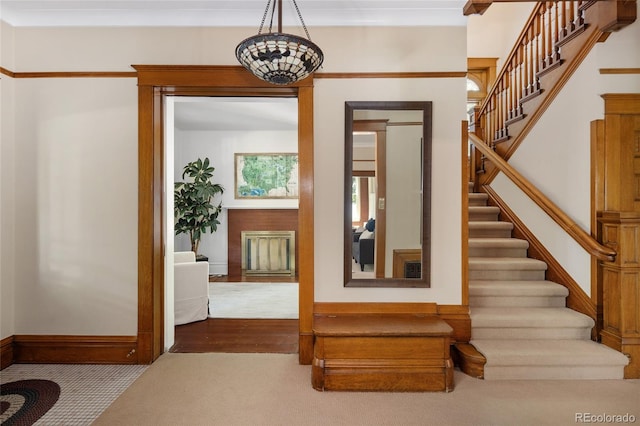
[174,157,224,258]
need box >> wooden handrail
[469,133,616,262]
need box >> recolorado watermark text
[576,413,636,423]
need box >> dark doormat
[1,379,60,426]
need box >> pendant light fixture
[235,0,324,85]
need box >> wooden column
[596,94,640,378]
[599,213,640,379]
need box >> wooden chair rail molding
[469,133,616,262]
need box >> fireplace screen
[241,231,296,276]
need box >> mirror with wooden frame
[344,101,432,288]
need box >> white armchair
[174,251,209,325]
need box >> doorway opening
[134,65,315,364]
[166,95,300,354]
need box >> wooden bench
[312,315,454,392]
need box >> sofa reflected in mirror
[352,218,375,271]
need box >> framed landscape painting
[234,153,299,199]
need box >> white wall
[12,78,139,334]
[3,24,466,336]
[1,21,16,340]
[174,127,298,275]
[478,4,640,294]
[315,77,467,303]
[467,3,535,70]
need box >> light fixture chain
[258,0,273,34]
[290,0,313,40]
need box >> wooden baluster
[569,0,575,32]
[499,77,505,138]
[560,0,568,40]
[576,0,585,27]
[552,2,560,64]
[529,12,544,78]
[551,2,560,45]
[524,29,531,96]
[485,99,490,143]
[540,8,547,72]
[516,47,523,118]
[546,3,553,68]
[497,79,502,139]
[509,63,515,120]
[502,73,509,135]
[492,95,497,142]
[516,47,522,107]
[493,91,498,141]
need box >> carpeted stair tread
[469,193,489,206]
[469,257,548,270]
[468,221,512,229]
[469,280,569,297]
[469,238,529,257]
[468,221,514,238]
[469,238,529,249]
[470,339,630,367]
[470,307,594,328]
[469,206,501,220]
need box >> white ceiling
[173,97,298,131]
[0,1,469,27]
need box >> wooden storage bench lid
[313,315,453,337]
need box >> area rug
[208,282,298,319]
[0,379,60,426]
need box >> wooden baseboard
[12,335,139,364]
[1,336,15,370]
[313,302,470,343]
[483,186,597,321]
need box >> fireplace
[227,208,298,277]
[241,231,296,276]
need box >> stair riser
[469,211,500,221]
[472,327,592,340]
[483,365,624,380]
[469,296,566,308]
[469,270,546,280]
[469,229,513,238]
[469,247,528,257]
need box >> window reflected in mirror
[344,102,431,288]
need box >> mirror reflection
[344,102,431,288]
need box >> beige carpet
[94,352,640,426]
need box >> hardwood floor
[171,274,299,354]
[171,318,299,353]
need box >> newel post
[595,94,640,379]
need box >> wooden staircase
[458,1,637,378]
[456,184,629,380]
